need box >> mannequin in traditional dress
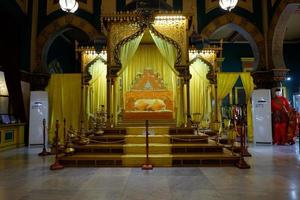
[286,108,299,145]
[271,88,291,145]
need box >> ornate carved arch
[269,0,300,69]
[201,13,265,70]
[36,15,100,72]
[188,56,213,71]
[113,24,182,67]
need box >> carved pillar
[82,72,91,129]
[178,77,185,127]
[184,73,192,127]
[106,76,112,126]
[176,65,190,127]
[262,0,269,69]
[107,65,120,126]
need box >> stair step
[172,152,239,167]
[74,144,123,154]
[169,128,194,135]
[125,135,170,144]
[170,135,208,144]
[101,128,126,135]
[59,154,123,167]
[126,127,170,135]
[124,144,171,154]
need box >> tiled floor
[0,143,300,200]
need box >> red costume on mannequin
[271,92,291,145]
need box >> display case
[0,123,25,151]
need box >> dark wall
[283,42,300,102]
[0,0,30,71]
[0,1,26,122]
[221,43,253,72]
[47,36,80,73]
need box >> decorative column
[262,0,269,69]
[107,65,120,127]
[184,70,192,127]
[81,73,90,130]
[30,0,39,72]
[106,76,112,127]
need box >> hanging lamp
[219,0,238,11]
[59,0,79,13]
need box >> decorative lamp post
[219,0,238,11]
[59,0,79,13]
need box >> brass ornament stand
[142,120,153,170]
[235,122,250,169]
[38,119,51,156]
[95,105,106,135]
[50,120,64,170]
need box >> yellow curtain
[150,31,178,75]
[87,59,107,116]
[47,74,82,143]
[240,72,254,142]
[190,59,211,122]
[119,44,177,118]
[118,34,144,75]
[217,73,239,121]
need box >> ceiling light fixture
[59,0,79,13]
[219,0,238,12]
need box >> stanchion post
[242,123,251,157]
[142,120,153,170]
[63,118,66,144]
[38,119,51,156]
[50,120,64,170]
[236,122,250,169]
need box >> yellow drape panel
[87,59,107,115]
[240,72,254,142]
[121,45,176,92]
[119,44,178,119]
[190,59,211,122]
[47,74,82,143]
[217,73,240,121]
[118,34,144,75]
[150,31,178,75]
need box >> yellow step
[125,135,170,144]
[126,127,170,135]
[124,144,171,154]
[122,154,172,167]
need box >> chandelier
[59,0,79,13]
[219,0,238,11]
